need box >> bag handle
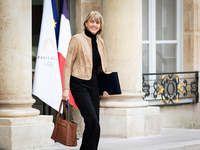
[57,99,73,121]
[56,99,64,118]
[67,102,74,121]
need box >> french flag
[58,0,78,109]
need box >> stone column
[101,0,147,107]
[100,0,160,138]
[183,0,200,129]
[0,1,39,118]
[0,1,54,149]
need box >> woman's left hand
[103,91,110,97]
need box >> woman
[62,11,109,150]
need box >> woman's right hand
[62,89,69,101]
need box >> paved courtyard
[33,128,200,150]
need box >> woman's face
[85,18,100,35]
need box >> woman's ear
[85,22,88,28]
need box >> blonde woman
[62,11,109,150]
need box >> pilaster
[182,0,200,129]
[0,0,39,118]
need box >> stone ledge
[0,115,53,126]
[100,92,145,101]
[100,100,148,108]
[100,92,148,108]
[100,107,160,116]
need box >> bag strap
[67,102,74,121]
[56,99,63,118]
[57,99,73,121]
[63,100,67,119]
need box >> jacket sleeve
[63,37,78,90]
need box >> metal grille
[142,71,199,106]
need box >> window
[142,0,182,74]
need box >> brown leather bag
[51,100,77,146]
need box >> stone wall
[182,0,200,129]
[160,105,196,129]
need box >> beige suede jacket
[63,32,107,90]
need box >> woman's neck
[85,28,96,39]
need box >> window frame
[142,0,182,74]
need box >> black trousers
[70,74,100,150]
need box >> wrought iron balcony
[142,71,199,106]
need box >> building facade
[0,0,200,149]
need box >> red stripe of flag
[58,0,78,109]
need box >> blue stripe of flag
[51,0,59,46]
[61,0,69,20]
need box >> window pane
[142,0,149,40]
[156,0,176,40]
[142,44,149,73]
[156,44,176,72]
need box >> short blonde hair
[83,11,104,35]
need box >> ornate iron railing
[142,71,199,106]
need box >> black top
[85,29,101,74]
[70,30,101,91]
